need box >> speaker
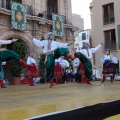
[38,13,43,18]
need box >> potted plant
[11,42,27,85]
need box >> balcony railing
[103,17,115,25]
[0,0,5,8]
[0,0,33,16]
[42,11,67,24]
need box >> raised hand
[12,38,18,42]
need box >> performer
[0,62,6,88]
[29,32,74,87]
[73,54,81,83]
[101,49,118,83]
[0,38,30,88]
[54,58,63,84]
[75,42,102,85]
[59,56,70,83]
[66,67,74,82]
[26,52,40,86]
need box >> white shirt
[73,58,80,74]
[73,58,80,68]
[76,44,102,59]
[1,61,6,65]
[101,55,118,64]
[33,38,68,54]
[0,40,12,45]
[0,40,12,48]
[55,58,60,63]
[27,56,37,65]
[59,58,69,68]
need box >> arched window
[47,0,58,20]
[6,0,22,10]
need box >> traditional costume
[26,54,40,86]
[54,58,63,84]
[76,42,102,84]
[66,67,74,82]
[0,40,30,88]
[32,32,73,87]
[101,50,118,83]
[59,57,70,83]
[73,57,81,82]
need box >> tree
[11,42,27,77]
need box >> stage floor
[0,81,120,120]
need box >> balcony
[103,17,115,25]
[42,11,67,24]
[0,0,33,15]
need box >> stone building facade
[0,0,75,81]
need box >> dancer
[66,67,74,82]
[54,58,63,84]
[74,42,102,85]
[0,62,6,88]
[0,38,31,88]
[29,32,74,87]
[101,49,118,83]
[73,54,81,83]
[26,52,40,86]
[59,56,70,83]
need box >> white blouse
[55,58,60,63]
[27,56,37,65]
[73,58,80,68]
[101,55,118,64]
[60,58,69,68]
[33,38,68,54]
[76,44,102,59]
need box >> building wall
[0,0,75,80]
[72,13,84,50]
[74,29,91,51]
[91,0,120,75]
[72,13,84,31]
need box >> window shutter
[117,25,120,49]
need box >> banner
[52,13,64,36]
[11,2,26,30]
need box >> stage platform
[0,81,120,120]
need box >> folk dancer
[26,52,40,86]
[75,42,102,85]
[73,54,81,83]
[59,56,70,83]
[54,58,63,84]
[101,49,118,83]
[66,67,74,82]
[0,38,30,88]
[30,32,74,88]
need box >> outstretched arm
[57,42,73,48]
[28,34,45,47]
[33,38,44,47]
[91,44,102,53]
[0,38,18,45]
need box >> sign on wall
[52,13,64,36]
[11,2,26,30]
